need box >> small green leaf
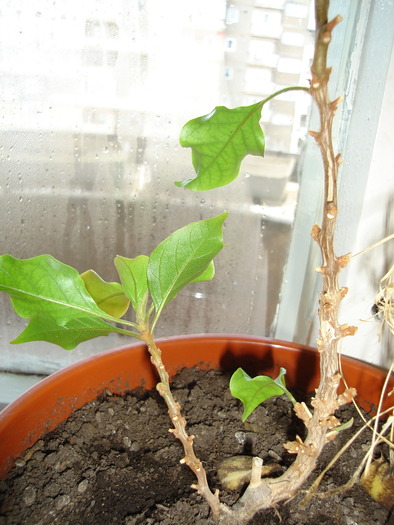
[148,213,227,328]
[0,254,117,325]
[80,269,130,318]
[230,367,293,422]
[12,316,135,350]
[332,418,354,433]
[114,255,149,313]
[176,102,264,191]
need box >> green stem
[111,326,141,338]
[282,386,297,405]
[113,319,140,330]
[260,86,310,107]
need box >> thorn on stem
[311,224,321,241]
[284,436,316,457]
[339,324,358,337]
[319,414,340,429]
[339,287,348,298]
[335,153,343,165]
[327,14,343,31]
[338,254,351,268]
[338,387,357,405]
[330,97,343,115]
[308,130,320,141]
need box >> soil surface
[0,367,391,524]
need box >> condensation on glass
[0,0,313,373]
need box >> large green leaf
[148,213,227,326]
[114,255,149,313]
[176,102,264,191]
[80,269,130,318]
[12,316,134,350]
[0,254,119,325]
[230,367,295,422]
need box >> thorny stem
[217,1,358,522]
[139,329,222,520]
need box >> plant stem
[260,85,309,107]
[139,329,222,520]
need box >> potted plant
[0,1,393,523]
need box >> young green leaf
[148,213,227,328]
[331,418,354,433]
[80,269,130,318]
[176,102,264,191]
[230,367,295,422]
[114,255,149,313]
[0,254,121,325]
[12,316,135,350]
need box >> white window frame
[273,0,394,367]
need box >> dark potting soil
[0,367,391,525]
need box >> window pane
[0,0,313,374]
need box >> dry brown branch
[215,1,358,521]
[140,330,222,520]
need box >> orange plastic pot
[0,334,392,479]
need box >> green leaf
[230,367,293,422]
[176,102,264,191]
[114,255,149,313]
[190,260,215,284]
[12,316,134,350]
[0,254,119,325]
[80,269,130,318]
[148,213,227,327]
[332,418,354,433]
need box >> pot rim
[0,334,392,479]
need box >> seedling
[0,1,393,523]
[0,214,227,350]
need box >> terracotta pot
[0,334,392,480]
